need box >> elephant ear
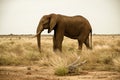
[48,14,57,33]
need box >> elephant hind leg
[78,40,83,50]
[77,34,86,50]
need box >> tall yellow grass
[0,35,120,72]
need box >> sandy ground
[0,66,120,80]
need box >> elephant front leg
[53,36,58,51]
[53,31,64,52]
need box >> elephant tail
[89,29,92,49]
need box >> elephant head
[36,14,58,52]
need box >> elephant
[35,13,92,52]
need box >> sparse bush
[18,36,21,39]
[102,56,112,64]
[24,52,40,61]
[113,57,120,72]
[54,66,68,76]
[0,54,21,65]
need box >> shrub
[54,66,68,76]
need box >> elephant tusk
[31,30,41,38]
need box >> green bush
[54,66,68,76]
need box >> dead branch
[74,60,87,67]
[67,56,80,67]
[67,56,87,74]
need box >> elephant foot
[53,48,62,53]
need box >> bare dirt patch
[0,66,120,80]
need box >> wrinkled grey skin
[35,13,92,52]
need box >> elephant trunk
[36,25,43,52]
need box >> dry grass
[0,35,120,75]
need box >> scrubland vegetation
[0,35,120,77]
